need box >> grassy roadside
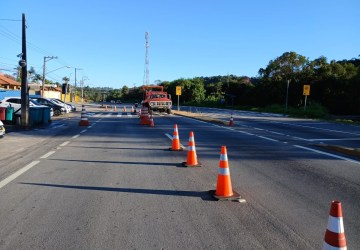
[181,102,360,125]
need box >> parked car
[0,97,54,117]
[49,98,71,113]
[0,120,5,138]
[50,98,76,111]
[31,97,66,116]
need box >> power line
[0,19,21,22]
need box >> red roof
[0,74,21,89]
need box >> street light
[80,76,89,103]
[42,65,70,97]
[73,68,82,102]
[46,65,70,75]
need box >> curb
[315,144,360,158]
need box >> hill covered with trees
[90,51,360,116]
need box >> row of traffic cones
[168,123,348,249]
[80,107,347,247]
[169,124,241,201]
[105,105,136,113]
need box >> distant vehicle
[0,120,5,138]
[141,86,172,114]
[0,97,54,117]
[31,97,66,116]
[134,102,139,108]
[116,100,122,104]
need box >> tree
[258,51,309,81]
[62,76,70,84]
[28,66,36,82]
[121,85,129,96]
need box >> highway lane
[0,108,359,249]
[178,106,360,152]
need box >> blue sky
[1,0,359,89]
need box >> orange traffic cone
[79,105,90,126]
[169,124,183,151]
[182,131,202,167]
[131,106,135,113]
[149,114,154,127]
[229,113,234,126]
[210,146,243,201]
[105,105,108,111]
[323,201,347,250]
[114,106,117,111]
[123,106,126,112]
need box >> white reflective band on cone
[173,135,179,139]
[218,167,230,176]
[189,137,194,142]
[327,216,345,233]
[220,154,228,161]
[188,146,196,151]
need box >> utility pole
[20,13,29,127]
[73,68,82,102]
[42,56,57,97]
[285,79,291,113]
[144,32,149,85]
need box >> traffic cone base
[169,147,183,151]
[79,120,90,126]
[182,161,202,167]
[209,190,244,202]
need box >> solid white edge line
[80,129,87,134]
[0,161,40,189]
[72,134,80,139]
[294,145,360,165]
[40,151,56,159]
[60,141,70,147]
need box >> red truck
[141,86,172,114]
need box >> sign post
[176,86,181,111]
[303,85,310,111]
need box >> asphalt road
[0,104,359,249]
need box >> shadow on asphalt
[49,158,185,168]
[20,182,215,201]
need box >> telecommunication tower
[144,32,150,85]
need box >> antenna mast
[144,32,150,85]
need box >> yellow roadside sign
[176,86,182,95]
[303,85,310,96]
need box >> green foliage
[80,52,359,117]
